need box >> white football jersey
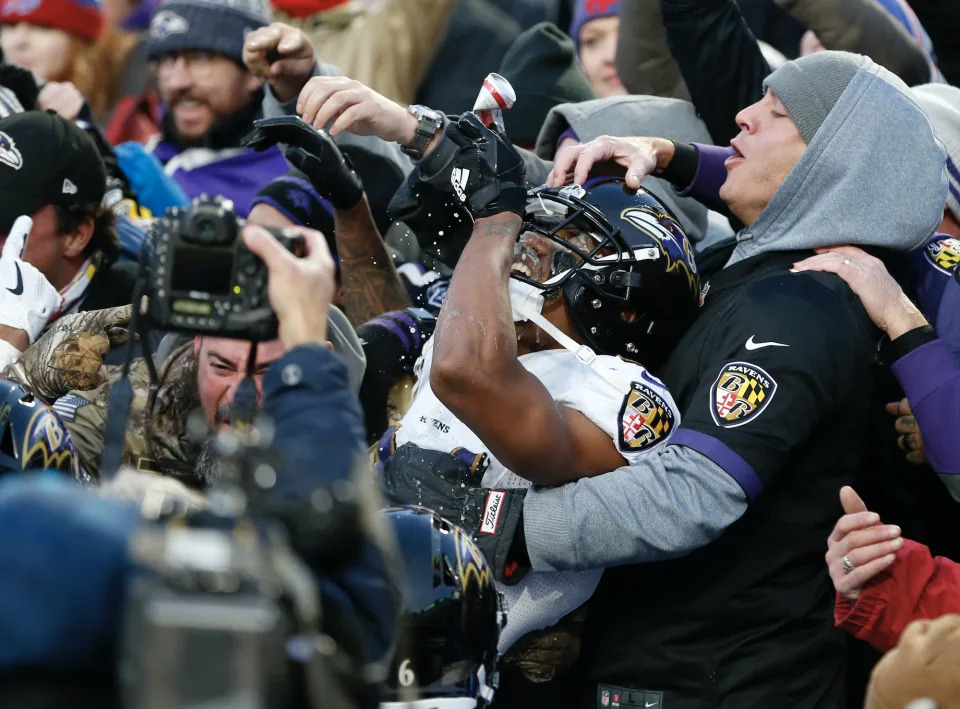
[395,337,680,652]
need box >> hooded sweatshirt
[534,95,711,243]
[727,56,946,264]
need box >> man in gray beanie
[145,0,315,212]
[447,49,950,708]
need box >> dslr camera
[148,195,304,341]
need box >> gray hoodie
[522,55,948,574]
[533,95,713,243]
[728,56,946,264]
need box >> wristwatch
[402,105,444,160]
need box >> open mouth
[725,142,745,169]
[511,239,546,282]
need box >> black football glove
[445,112,527,219]
[242,116,363,210]
[380,443,528,583]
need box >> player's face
[511,227,604,353]
[511,227,599,285]
[193,337,285,430]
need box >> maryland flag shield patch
[711,361,777,428]
[924,237,960,275]
[619,381,675,452]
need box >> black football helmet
[381,506,502,708]
[516,177,700,369]
[0,378,81,479]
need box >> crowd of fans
[0,0,958,707]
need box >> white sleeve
[555,358,680,464]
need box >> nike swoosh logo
[745,335,788,351]
[646,703,658,708]
[6,262,22,295]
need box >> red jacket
[835,538,960,652]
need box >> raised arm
[774,0,931,86]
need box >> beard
[194,436,224,486]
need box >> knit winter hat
[865,615,960,709]
[763,50,863,145]
[912,83,960,224]
[146,0,272,64]
[499,22,595,147]
[0,0,104,42]
[250,169,335,251]
[569,0,619,48]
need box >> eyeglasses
[150,51,220,80]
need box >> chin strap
[508,278,629,395]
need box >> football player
[379,115,699,679]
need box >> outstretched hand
[826,486,902,601]
[545,135,675,190]
[297,76,416,143]
[242,116,363,209]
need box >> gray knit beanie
[763,51,863,144]
[147,0,272,64]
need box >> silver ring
[842,555,855,574]
[842,258,852,265]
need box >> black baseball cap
[0,110,106,234]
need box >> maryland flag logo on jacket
[711,361,777,428]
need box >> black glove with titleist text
[445,112,527,219]
[380,442,528,583]
[242,116,363,210]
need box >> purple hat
[569,0,620,49]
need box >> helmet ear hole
[620,308,639,324]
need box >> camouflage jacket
[50,342,201,483]
[3,306,202,483]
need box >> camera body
[148,195,304,341]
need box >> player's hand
[296,76,416,143]
[0,219,63,345]
[792,246,929,339]
[36,81,86,120]
[379,442,527,583]
[446,112,527,218]
[243,23,317,103]
[826,486,902,601]
[242,116,363,209]
[886,398,927,465]
[241,225,335,350]
[546,135,675,190]
[4,304,133,401]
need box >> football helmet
[515,177,700,369]
[0,378,81,478]
[381,506,502,709]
